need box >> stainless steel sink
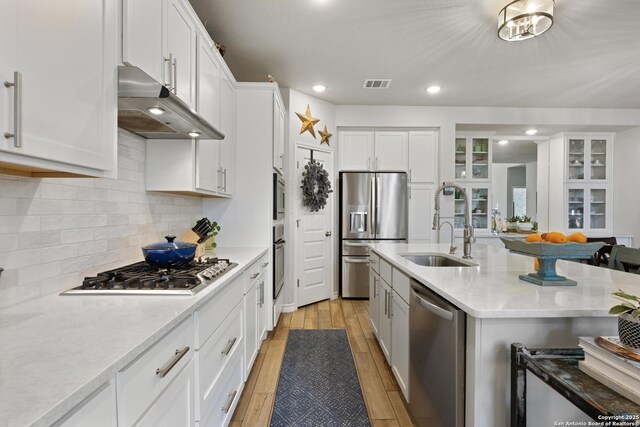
[401,253,477,267]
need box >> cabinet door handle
[172,56,177,94]
[259,281,265,306]
[163,54,173,88]
[223,168,227,192]
[262,262,269,268]
[250,272,259,280]
[217,167,224,190]
[384,289,388,315]
[156,346,189,378]
[368,156,371,170]
[373,276,377,297]
[389,293,393,318]
[221,337,237,356]
[409,168,412,181]
[222,390,238,413]
[4,71,22,148]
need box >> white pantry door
[295,147,334,307]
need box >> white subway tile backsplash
[0,133,201,307]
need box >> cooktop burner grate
[61,257,237,296]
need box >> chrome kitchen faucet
[433,182,474,259]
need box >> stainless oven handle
[412,289,454,322]
[156,346,189,378]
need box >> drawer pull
[262,262,269,268]
[222,390,237,413]
[155,346,189,378]
[221,337,237,356]
[250,272,259,280]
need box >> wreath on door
[301,159,332,212]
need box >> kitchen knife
[198,232,214,244]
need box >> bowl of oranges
[500,232,604,258]
[500,232,605,286]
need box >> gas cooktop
[60,257,237,296]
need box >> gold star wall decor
[296,104,320,139]
[319,125,332,146]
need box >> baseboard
[282,303,297,313]
[332,291,339,300]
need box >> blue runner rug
[270,329,371,426]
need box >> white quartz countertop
[0,247,267,427]
[370,242,640,319]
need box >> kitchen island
[369,242,640,427]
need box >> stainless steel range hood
[117,66,224,140]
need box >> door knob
[325,231,332,237]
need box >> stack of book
[578,336,640,405]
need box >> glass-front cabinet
[454,185,490,231]
[565,134,612,182]
[455,134,491,181]
[566,185,611,232]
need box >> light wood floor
[230,298,416,427]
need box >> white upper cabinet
[196,36,221,129]
[165,0,197,109]
[408,131,438,183]
[218,75,236,195]
[339,131,374,170]
[0,0,117,177]
[273,96,285,174]
[408,184,434,243]
[122,0,163,83]
[565,133,613,182]
[455,134,492,181]
[374,131,408,171]
[123,0,198,110]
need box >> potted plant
[518,216,534,232]
[506,216,520,232]
[205,221,222,251]
[609,289,640,353]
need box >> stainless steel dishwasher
[409,280,465,427]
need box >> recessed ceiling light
[498,140,509,145]
[525,129,538,136]
[426,85,442,94]
[313,85,326,93]
[188,131,201,138]
[147,107,165,115]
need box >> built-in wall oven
[273,173,285,220]
[273,224,285,299]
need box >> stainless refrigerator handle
[412,288,454,322]
[370,175,376,237]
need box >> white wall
[613,126,640,244]
[281,88,337,306]
[491,163,516,218]
[0,132,202,307]
[526,161,538,220]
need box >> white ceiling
[189,0,640,108]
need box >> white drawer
[200,348,244,427]
[380,257,392,286]
[196,301,243,420]
[392,268,410,304]
[244,260,261,293]
[370,252,380,273]
[258,253,270,276]
[195,274,244,349]
[117,316,194,427]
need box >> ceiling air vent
[363,79,392,89]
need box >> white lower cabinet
[378,278,392,364]
[244,281,259,377]
[200,348,244,427]
[55,381,117,427]
[390,290,410,401]
[117,316,194,426]
[134,360,196,427]
[369,257,411,402]
[257,276,268,342]
[369,268,380,337]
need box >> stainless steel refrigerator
[340,172,408,298]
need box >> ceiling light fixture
[525,129,538,136]
[498,140,509,145]
[312,85,326,93]
[147,107,165,115]
[426,85,441,94]
[188,131,201,138]
[498,0,554,42]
